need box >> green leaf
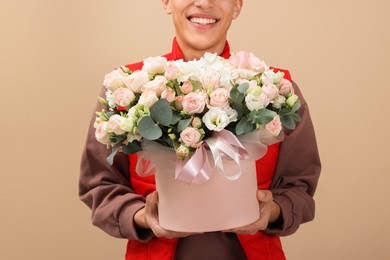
[106,142,122,165]
[150,99,172,126]
[281,115,296,130]
[237,82,249,93]
[170,110,181,125]
[122,140,143,154]
[291,102,301,114]
[248,108,277,125]
[177,118,192,132]
[231,103,245,120]
[138,116,163,140]
[290,113,302,122]
[279,107,292,116]
[230,85,245,103]
[235,117,255,135]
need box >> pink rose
[107,114,126,135]
[112,88,135,107]
[182,92,207,114]
[161,88,176,103]
[180,127,203,148]
[262,84,279,100]
[229,51,267,73]
[180,80,193,94]
[138,90,159,108]
[103,68,126,91]
[123,70,150,93]
[164,62,179,80]
[142,75,167,97]
[279,79,294,96]
[209,88,229,108]
[265,115,282,136]
[191,117,202,128]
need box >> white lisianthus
[103,68,126,92]
[261,70,277,86]
[223,106,238,122]
[245,92,270,111]
[274,71,285,85]
[120,116,135,133]
[202,108,230,132]
[142,56,167,75]
[272,95,286,109]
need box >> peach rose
[209,88,229,108]
[142,56,167,75]
[182,92,207,114]
[180,127,203,148]
[201,71,220,91]
[180,80,193,94]
[138,90,159,108]
[94,118,110,145]
[229,51,267,73]
[107,114,126,135]
[262,84,279,100]
[161,88,176,103]
[279,78,294,96]
[164,62,179,81]
[103,68,126,91]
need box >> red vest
[125,39,289,260]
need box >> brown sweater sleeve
[79,86,154,241]
[265,81,321,236]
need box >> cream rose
[164,62,179,80]
[180,80,193,94]
[161,88,176,103]
[107,114,126,135]
[245,93,270,111]
[200,71,220,91]
[180,127,203,148]
[138,90,159,108]
[182,92,207,114]
[142,56,167,75]
[103,68,126,91]
[111,87,135,107]
[94,118,110,145]
[262,84,279,100]
[123,70,150,93]
[141,75,167,97]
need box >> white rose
[111,87,135,107]
[123,70,150,93]
[245,93,270,111]
[272,95,286,109]
[142,56,167,75]
[103,68,126,92]
[138,90,159,108]
[202,108,230,132]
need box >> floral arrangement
[94,52,301,165]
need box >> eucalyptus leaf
[235,117,255,135]
[177,118,192,132]
[291,102,301,114]
[230,86,245,103]
[291,113,302,122]
[138,116,163,140]
[231,103,244,120]
[122,140,143,154]
[249,108,277,125]
[281,115,296,130]
[106,142,122,165]
[150,99,172,126]
[170,110,181,125]
[237,82,249,93]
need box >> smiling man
[79,1,321,259]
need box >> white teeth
[190,17,217,25]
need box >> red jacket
[125,38,288,260]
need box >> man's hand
[224,190,281,235]
[134,191,201,239]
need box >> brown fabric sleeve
[79,86,154,241]
[265,81,321,236]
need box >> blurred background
[1,0,389,259]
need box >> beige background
[1,0,389,259]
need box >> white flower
[103,68,126,92]
[138,90,159,108]
[261,70,277,86]
[272,95,286,109]
[94,118,110,145]
[286,94,299,107]
[123,70,150,93]
[107,114,126,135]
[245,93,270,111]
[262,84,279,100]
[142,56,167,75]
[202,108,230,132]
[223,106,238,122]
